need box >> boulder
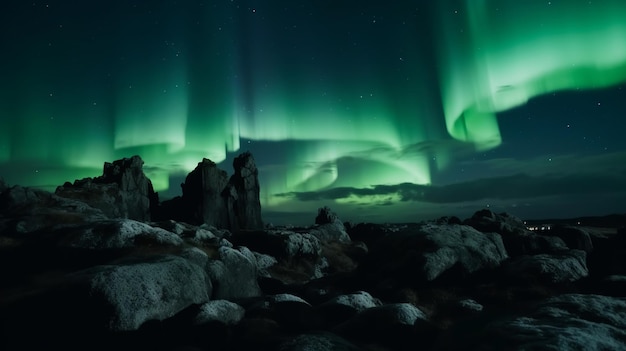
[549,225,594,253]
[311,207,351,243]
[232,229,322,260]
[278,331,362,351]
[465,209,568,256]
[207,246,262,300]
[193,300,246,326]
[69,254,211,331]
[55,155,157,221]
[438,294,626,350]
[316,291,383,326]
[334,303,436,350]
[57,219,183,249]
[503,249,589,284]
[358,223,508,287]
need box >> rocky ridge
[1,154,625,351]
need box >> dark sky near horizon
[1,0,625,225]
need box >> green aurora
[1,0,626,223]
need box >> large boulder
[438,294,626,350]
[55,155,157,221]
[358,223,508,287]
[67,254,211,331]
[503,249,589,284]
[207,246,262,300]
[465,209,568,256]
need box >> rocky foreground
[1,154,625,350]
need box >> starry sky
[1,0,625,225]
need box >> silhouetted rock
[310,207,351,243]
[0,185,107,234]
[549,225,594,253]
[465,209,568,256]
[225,151,263,231]
[163,152,263,231]
[55,155,157,221]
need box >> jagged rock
[438,294,626,350]
[207,246,262,300]
[503,249,589,284]
[358,224,508,287]
[55,155,157,221]
[165,152,263,231]
[180,158,230,228]
[465,209,568,256]
[57,219,183,249]
[68,254,211,331]
[225,152,263,231]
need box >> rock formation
[160,151,263,231]
[55,155,157,221]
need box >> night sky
[1,0,625,225]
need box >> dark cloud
[276,170,626,204]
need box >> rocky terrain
[1,153,625,351]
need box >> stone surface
[358,223,508,287]
[70,254,211,331]
[207,246,262,300]
[464,209,568,256]
[439,294,626,350]
[58,219,183,249]
[194,300,246,326]
[55,155,157,221]
[504,249,589,284]
[161,152,263,231]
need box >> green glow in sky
[1,0,626,217]
[438,0,626,149]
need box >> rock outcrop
[55,155,157,221]
[160,152,263,231]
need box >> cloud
[276,169,626,205]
